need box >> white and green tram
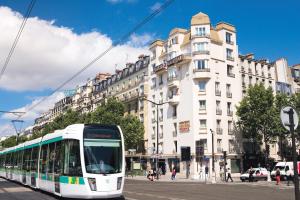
[0,124,125,199]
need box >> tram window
[40,144,49,174]
[31,147,39,172]
[23,149,31,172]
[48,143,56,173]
[19,150,24,170]
[5,153,11,169]
[12,152,17,169]
[54,141,63,174]
[63,140,82,176]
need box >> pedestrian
[287,169,292,186]
[276,168,281,185]
[226,168,233,182]
[171,167,176,180]
[249,167,254,182]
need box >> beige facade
[92,55,151,153]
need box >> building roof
[180,31,191,47]
[292,64,300,69]
[169,28,187,36]
[216,22,236,33]
[149,39,164,49]
[191,12,210,25]
[210,28,223,44]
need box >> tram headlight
[88,178,97,191]
[117,177,122,190]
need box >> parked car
[240,167,268,182]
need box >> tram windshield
[83,125,122,174]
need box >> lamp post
[210,129,216,183]
[140,97,168,180]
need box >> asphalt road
[0,178,296,200]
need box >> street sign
[280,106,299,131]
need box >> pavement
[125,173,297,190]
[0,177,296,200]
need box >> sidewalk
[125,173,241,183]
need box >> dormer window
[169,37,178,46]
[195,27,206,36]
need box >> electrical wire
[17,0,175,120]
[0,0,37,80]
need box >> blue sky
[0,0,299,136]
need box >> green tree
[274,93,290,160]
[120,115,144,151]
[236,83,277,158]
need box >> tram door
[53,141,62,194]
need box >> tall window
[193,42,207,52]
[199,100,206,110]
[198,81,206,92]
[226,32,232,44]
[226,84,231,93]
[172,105,177,117]
[194,60,207,70]
[227,65,234,76]
[195,27,206,36]
[216,100,221,109]
[226,48,233,59]
[228,121,233,134]
[200,119,207,129]
[217,139,222,152]
[200,139,207,150]
[159,74,163,85]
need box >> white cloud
[1,92,65,121]
[0,6,150,91]
[127,33,155,48]
[150,2,162,12]
[0,123,15,137]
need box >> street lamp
[210,129,216,183]
[140,97,169,180]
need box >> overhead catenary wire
[0,0,37,81]
[17,0,175,120]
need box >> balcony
[228,129,233,135]
[242,82,246,88]
[216,128,223,135]
[255,70,259,76]
[151,134,155,140]
[227,110,233,116]
[192,50,210,55]
[215,90,221,96]
[262,72,265,77]
[193,68,211,79]
[248,68,252,75]
[226,40,234,45]
[151,118,156,123]
[172,131,177,137]
[168,76,179,88]
[226,92,232,98]
[167,54,191,67]
[229,147,235,154]
[153,63,167,74]
[168,94,180,105]
[227,56,234,61]
[216,109,222,115]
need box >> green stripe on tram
[40,174,84,185]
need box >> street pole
[210,129,215,183]
[156,104,159,180]
[287,108,300,200]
